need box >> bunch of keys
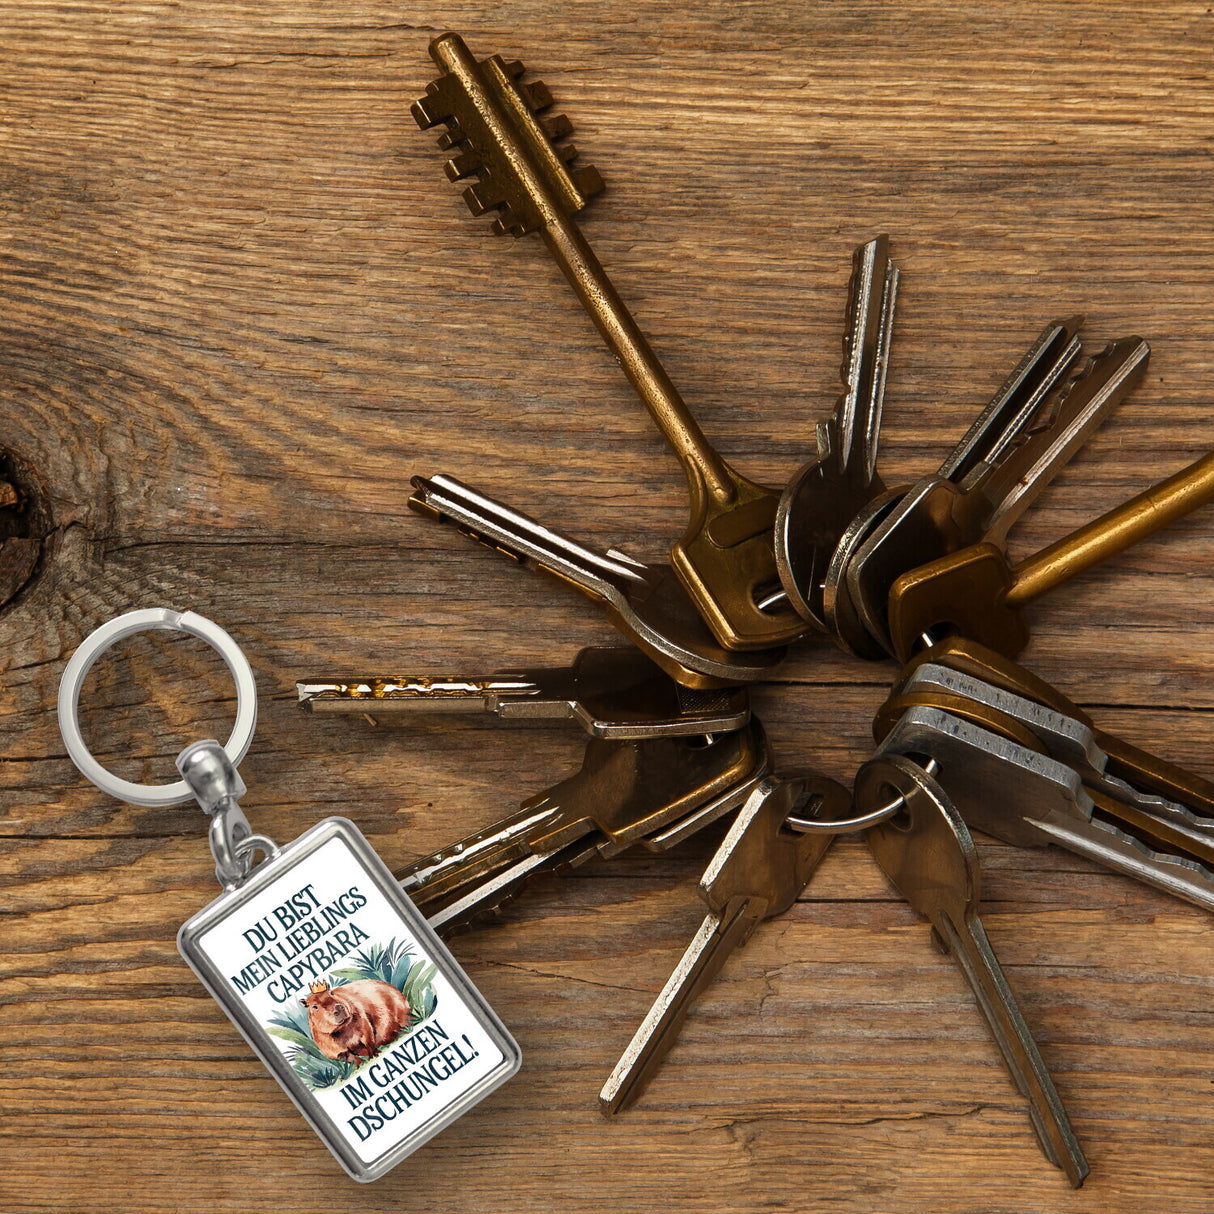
[407,32,1214,682]
[301,646,772,934]
[872,638,1214,908]
[286,30,1214,1188]
[57,609,520,1183]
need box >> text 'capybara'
[302,979,411,1064]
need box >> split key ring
[57,608,258,808]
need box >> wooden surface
[2,2,1212,1210]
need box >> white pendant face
[178,817,521,1181]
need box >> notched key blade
[413,33,603,235]
[859,755,1089,1188]
[774,236,898,629]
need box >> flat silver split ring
[57,608,258,808]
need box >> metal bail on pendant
[177,739,279,891]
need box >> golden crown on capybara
[301,979,411,1064]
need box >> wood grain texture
[2,2,1212,1210]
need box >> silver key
[878,705,1214,911]
[822,318,1083,657]
[424,836,602,936]
[896,662,1214,856]
[298,646,750,739]
[401,721,769,933]
[425,742,776,937]
[774,236,898,627]
[409,474,787,688]
[599,771,850,1114]
[857,753,1089,1188]
[848,333,1149,655]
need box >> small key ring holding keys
[785,758,940,834]
[58,608,274,889]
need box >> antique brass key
[413,34,809,651]
[887,451,1214,659]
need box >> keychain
[57,608,521,1183]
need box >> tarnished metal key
[877,704,1214,910]
[857,754,1089,1188]
[822,319,1086,657]
[599,772,850,1114]
[849,332,1148,656]
[409,473,786,688]
[882,662,1214,861]
[898,636,1214,819]
[401,721,769,934]
[298,646,750,739]
[888,450,1214,660]
[413,33,810,651]
[773,236,898,629]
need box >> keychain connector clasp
[178,739,256,890]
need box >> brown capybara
[301,979,411,1064]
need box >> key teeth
[520,79,554,112]
[572,164,606,199]
[491,215,528,237]
[411,97,443,130]
[444,150,482,182]
[462,178,507,216]
[542,113,574,140]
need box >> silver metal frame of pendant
[178,816,522,1182]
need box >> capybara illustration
[301,979,411,1064]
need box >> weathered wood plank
[2,1,1212,1210]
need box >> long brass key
[857,754,1089,1188]
[599,772,849,1114]
[887,450,1214,659]
[412,33,809,651]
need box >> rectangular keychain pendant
[178,816,521,1182]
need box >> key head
[610,560,790,687]
[407,473,788,688]
[873,688,1047,753]
[413,33,604,235]
[896,636,1088,722]
[672,487,812,651]
[527,723,762,854]
[821,486,906,658]
[857,754,982,924]
[887,542,1026,662]
[700,772,850,919]
[774,444,888,629]
[560,647,751,738]
[847,475,991,654]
